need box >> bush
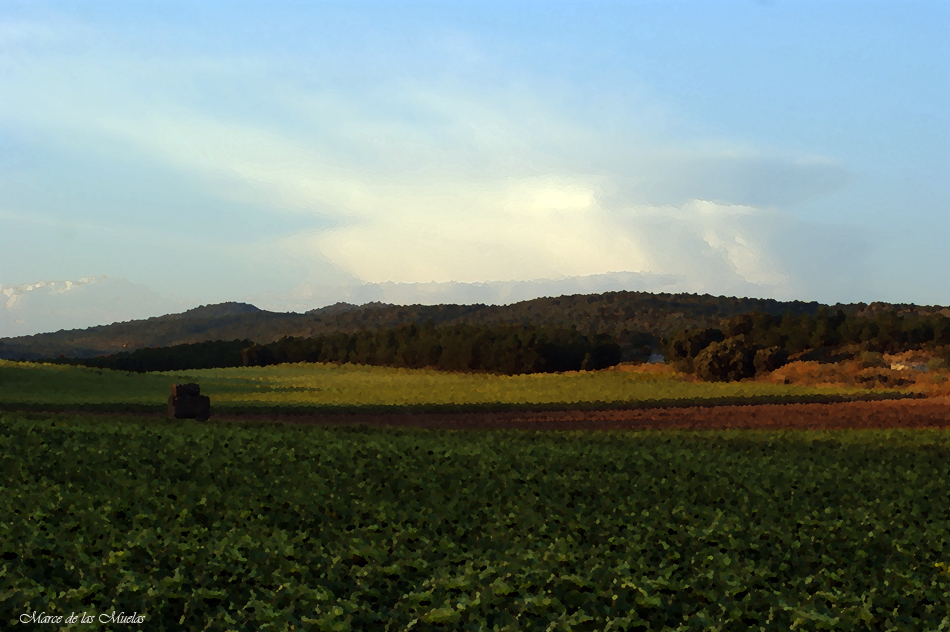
[694,336,758,382]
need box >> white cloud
[278,175,656,284]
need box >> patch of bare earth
[217,396,950,432]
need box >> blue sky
[2,0,948,333]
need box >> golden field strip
[0,359,910,414]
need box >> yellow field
[0,359,900,412]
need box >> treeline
[48,323,623,375]
[667,308,950,381]
[48,339,254,373]
[243,322,622,374]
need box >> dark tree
[693,336,758,382]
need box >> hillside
[1,291,947,361]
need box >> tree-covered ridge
[5,291,950,380]
[0,290,862,360]
[44,306,950,382]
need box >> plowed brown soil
[218,396,950,432]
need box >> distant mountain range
[3,288,946,361]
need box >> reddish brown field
[220,396,950,432]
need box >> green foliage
[2,413,948,630]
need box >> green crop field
[0,360,908,415]
[2,412,948,630]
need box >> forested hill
[1,291,947,360]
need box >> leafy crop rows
[2,413,948,630]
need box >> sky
[2,0,949,335]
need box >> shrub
[694,336,758,382]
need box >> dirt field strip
[214,396,950,432]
